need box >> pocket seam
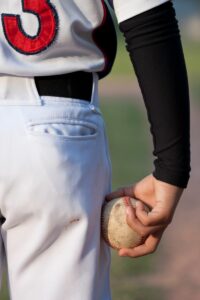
[26,118,99,141]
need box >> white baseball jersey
[0,0,169,77]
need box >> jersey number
[2,0,58,55]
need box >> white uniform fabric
[112,0,169,22]
[0,0,169,77]
[0,73,112,300]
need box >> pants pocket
[27,119,98,140]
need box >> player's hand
[105,174,183,258]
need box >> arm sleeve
[119,1,191,188]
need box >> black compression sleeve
[119,1,190,188]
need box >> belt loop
[90,73,99,108]
[0,76,42,105]
[31,77,44,105]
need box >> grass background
[0,31,199,300]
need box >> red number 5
[2,0,58,55]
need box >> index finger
[126,203,166,238]
[105,185,137,202]
[136,202,170,227]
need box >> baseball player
[0,1,190,300]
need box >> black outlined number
[2,0,58,55]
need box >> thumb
[126,203,136,228]
[124,196,139,230]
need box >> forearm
[119,1,190,188]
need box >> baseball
[101,197,149,250]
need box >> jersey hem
[115,0,170,23]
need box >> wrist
[153,164,190,189]
[152,173,184,199]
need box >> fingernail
[135,201,140,207]
[126,206,132,217]
[119,251,126,257]
[136,201,143,210]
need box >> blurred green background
[0,0,200,299]
[103,2,200,297]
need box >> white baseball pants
[0,73,112,300]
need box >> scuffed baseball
[101,197,149,250]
